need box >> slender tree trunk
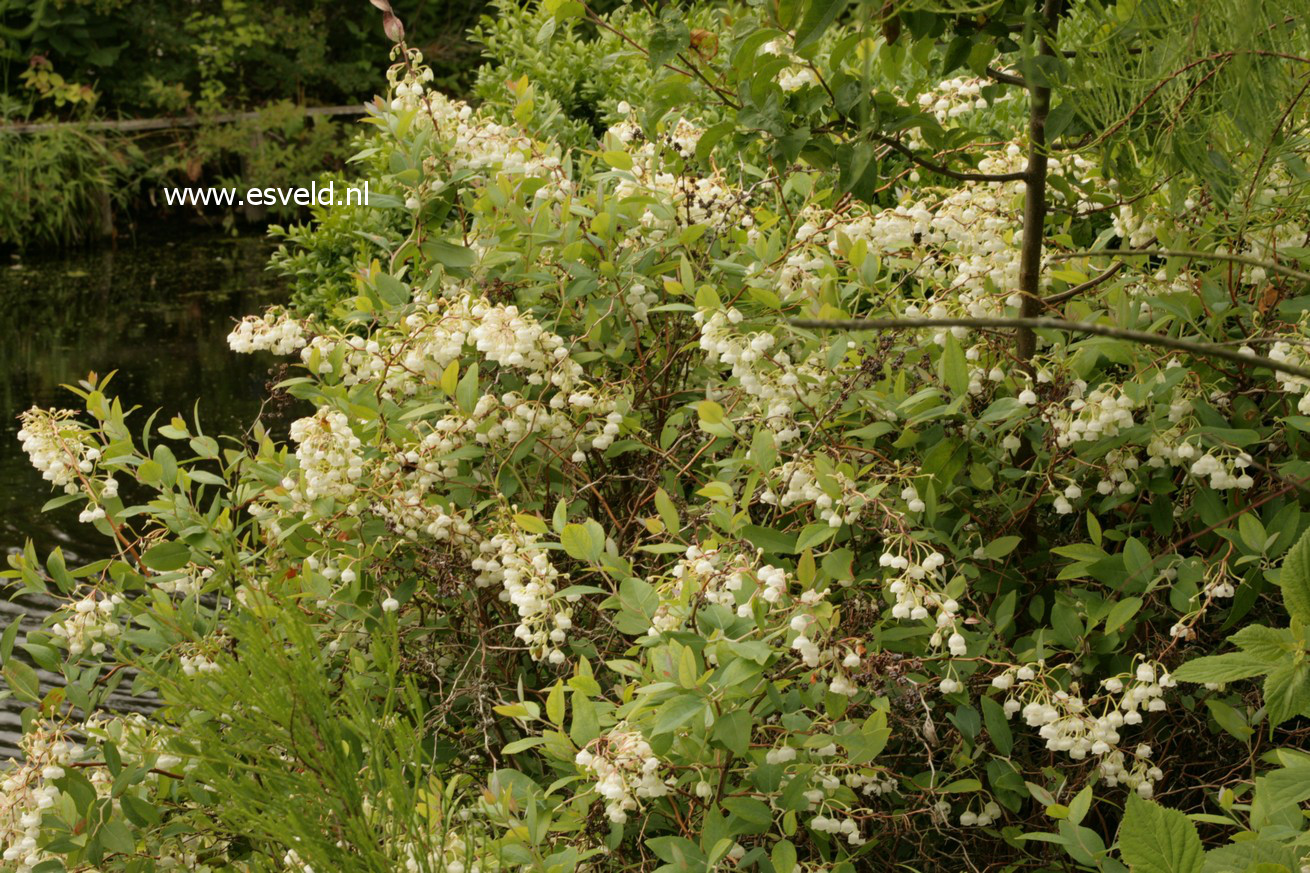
[1016,0,1061,374]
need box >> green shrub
[6,2,1310,871]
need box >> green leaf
[1231,624,1296,661]
[1200,842,1300,873]
[648,8,690,68]
[740,524,798,555]
[98,819,136,854]
[456,362,480,415]
[1171,652,1273,684]
[120,793,160,828]
[940,778,982,793]
[697,399,726,425]
[546,680,566,725]
[1104,597,1143,633]
[652,693,708,737]
[981,696,1013,757]
[1262,660,1310,725]
[374,273,410,306]
[983,536,1022,559]
[141,540,191,572]
[502,736,547,754]
[654,488,680,535]
[724,796,773,829]
[795,523,835,552]
[646,836,706,867]
[1203,699,1252,740]
[1275,525,1310,622]
[1118,793,1204,873]
[939,333,969,396]
[713,708,752,756]
[561,523,603,564]
[514,513,548,535]
[793,0,848,51]
[772,840,798,873]
[422,239,477,269]
[1260,763,1310,809]
[3,660,40,702]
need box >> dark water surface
[1,231,293,755]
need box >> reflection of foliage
[0,122,123,247]
[0,0,45,39]
[0,233,293,558]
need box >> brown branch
[1016,0,1061,375]
[787,316,1310,381]
[1049,248,1310,283]
[1043,259,1128,306]
[985,67,1027,87]
[870,133,1027,183]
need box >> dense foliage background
[5,1,1310,872]
[0,0,488,247]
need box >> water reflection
[0,231,298,756]
[2,231,294,562]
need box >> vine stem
[787,315,1310,381]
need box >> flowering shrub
[6,1,1310,871]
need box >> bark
[1016,0,1062,375]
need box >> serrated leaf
[1263,660,1310,725]
[1171,652,1273,684]
[1118,793,1204,873]
[1276,525,1310,622]
[1231,624,1295,661]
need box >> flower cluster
[0,722,79,872]
[473,524,575,664]
[648,544,792,634]
[286,407,365,505]
[226,309,307,355]
[50,591,123,657]
[17,408,94,493]
[992,659,1174,796]
[574,725,671,823]
[876,538,963,648]
[1049,382,1137,447]
[1268,337,1310,414]
[761,459,868,527]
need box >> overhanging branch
[1049,248,1310,283]
[787,315,1310,381]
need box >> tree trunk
[1016,0,1061,374]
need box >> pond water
[1,230,293,756]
